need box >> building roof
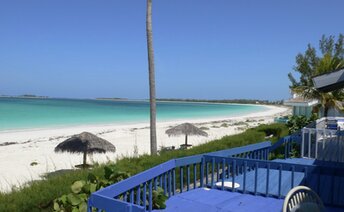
[284,97,318,107]
[313,68,344,92]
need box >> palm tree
[289,35,344,117]
[146,0,157,154]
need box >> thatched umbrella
[55,132,116,168]
[165,123,208,148]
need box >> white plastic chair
[283,186,326,212]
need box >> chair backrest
[283,186,325,212]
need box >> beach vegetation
[236,127,247,131]
[220,123,229,128]
[257,123,284,138]
[286,115,317,134]
[199,126,210,130]
[30,162,38,166]
[0,123,287,212]
[53,165,132,212]
[232,121,248,126]
[288,34,344,117]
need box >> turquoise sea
[0,98,268,131]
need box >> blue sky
[0,0,343,100]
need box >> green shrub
[257,123,287,139]
[199,126,209,130]
[220,123,228,128]
[54,165,132,212]
[286,115,317,134]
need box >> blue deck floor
[157,188,284,212]
[273,158,315,165]
[216,168,304,197]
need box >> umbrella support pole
[83,151,87,168]
[185,135,188,146]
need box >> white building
[284,93,318,118]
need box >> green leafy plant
[53,165,168,212]
[152,187,168,209]
[286,115,317,134]
[54,165,130,212]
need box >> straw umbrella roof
[165,123,208,137]
[55,132,116,154]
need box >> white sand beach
[0,105,290,192]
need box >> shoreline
[0,104,272,135]
[0,105,290,192]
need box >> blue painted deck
[272,158,344,206]
[273,158,315,165]
[156,188,283,212]
[273,157,344,168]
[88,140,344,212]
[215,167,304,197]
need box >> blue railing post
[168,170,172,197]
[164,173,167,196]
[200,157,205,187]
[211,158,215,188]
[222,158,225,190]
[143,182,147,209]
[232,160,236,192]
[301,128,305,157]
[154,177,157,190]
[243,161,247,194]
[193,164,197,189]
[217,163,220,182]
[284,139,287,159]
[149,180,153,212]
[130,189,134,204]
[136,186,141,205]
[291,166,295,189]
[266,163,270,197]
[187,165,190,191]
[226,161,230,178]
[180,167,184,193]
[159,175,162,189]
[123,192,127,202]
[254,162,258,195]
[278,164,282,198]
[172,168,176,195]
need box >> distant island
[156,98,283,105]
[0,94,49,99]
[96,97,128,101]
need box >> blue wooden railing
[269,131,302,159]
[88,134,344,211]
[88,141,271,212]
[203,155,344,206]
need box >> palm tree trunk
[185,134,188,146]
[324,106,329,117]
[146,0,157,155]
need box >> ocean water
[0,98,268,131]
